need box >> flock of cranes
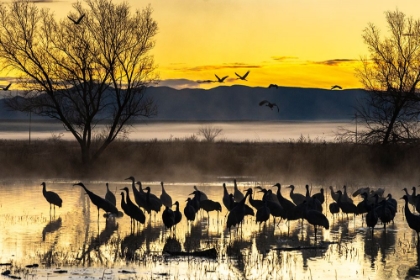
[41,179,420,243]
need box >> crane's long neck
[42,183,46,194]
[404,198,412,217]
[125,189,132,203]
[175,203,179,212]
[223,185,228,196]
[120,193,126,206]
[413,188,417,197]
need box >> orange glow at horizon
[0,0,420,90]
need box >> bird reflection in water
[76,218,118,266]
[42,217,62,242]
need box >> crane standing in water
[73,182,119,220]
[42,182,62,216]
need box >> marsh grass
[0,137,418,185]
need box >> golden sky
[9,0,420,89]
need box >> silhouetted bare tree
[355,9,420,144]
[0,0,158,168]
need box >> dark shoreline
[0,138,418,186]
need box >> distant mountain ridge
[0,85,366,121]
[144,85,366,121]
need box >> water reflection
[0,182,420,279]
[42,217,62,241]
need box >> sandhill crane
[259,189,286,225]
[227,188,252,229]
[272,183,302,227]
[329,186,340,202]
[248,188,264,210]
[189,190,201,212]
[287,185,306,205]
[184,198,196,222]
[259,100,279,112]
[228,193,254,216]
[160,182,172,208]
[235,70,250,81]
[268,83,278,89]
[256,195,270,225]
[121,187,145,225]
[200,199,222,220]
[356,192,370,217]
[215,74,228,82]
[233,179,244,203]
[173,201,182,227]
[375,194,396,229]
[105,183,116,207]
[125,176,146,210]
[402,195,420,244]
[68,14,85,24]
[255,186,279,204]
[222,183,231,211]
[74,182,119,219]
[331,85,342,90]
[403,187,416,209]
[365,194,379,238]
[302,202,329,240]
[312,188,325,205]
[162,206,175,229]
[41,182,62,214]
[329,202,340,218]
[143,186,162,214]
[193,186,208,201]
[336,190,357,220]
[304,185,322,212]
[342,185,353,204]
[2,83,11,91]
[352,187,370,197]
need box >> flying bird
[331,85,342,90]
[235,70,250,81]
[215,74,228,83]
[268,84,279,89]
[68,14,85,25]
[2,83,11,91]
[259,100,279,112]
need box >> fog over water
[0,121,355,142]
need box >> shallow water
[0,180,419,280]
[0,120,354,142]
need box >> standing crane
[41,182,62,215]
[160,182,173,208]
[105,183,116,207]
[73,182,119,219]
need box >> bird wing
[235,72,241,78]
[242,71,250,79]
[274,104,280,112]
[67,16,77,24]
[215,74,221,81]
[331,85,342,90]
[4,83,11,90]
[259,100,269,106]
[76,14,85,24]
[221,76,228,81]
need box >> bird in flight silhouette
[268,84,279,89]
[68,14,85,25]
[2,83,11,91]
[331,85,342,90]
[215,74,228,83]
[259,100,279,112]
[235,71,250,81]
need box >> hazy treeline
[0,137,419,187]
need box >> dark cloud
[314,59,358,66]
[271,56,299,61]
